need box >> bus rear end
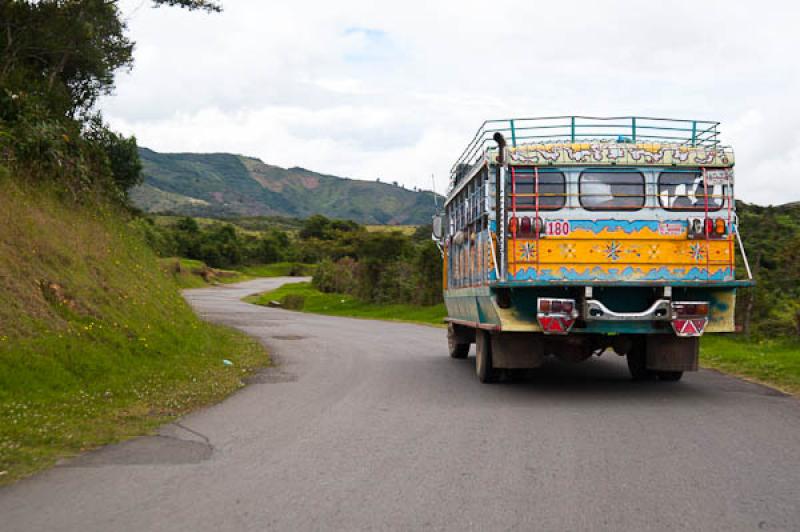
[437,117,753,382]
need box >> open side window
[658,171,724,212]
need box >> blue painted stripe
[511,266,734,282]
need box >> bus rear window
[579,172,644,211]
[658,172,724,211]
[513,171,565,210]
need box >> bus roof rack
[450,116,722,183]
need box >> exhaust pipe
[493,132,507,164]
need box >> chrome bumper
[584,298,672,322]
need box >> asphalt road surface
[2,278,800,531]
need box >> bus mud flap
[491,332,545,369]
[645,336,699,372]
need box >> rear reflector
[539,316,575,334]
[671,318,707,337]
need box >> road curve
[2,277,799,531]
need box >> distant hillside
[130,148,441,225]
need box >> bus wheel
[447,323,470,359]
[626,345,654,381]
[475,330,497,383]
[657,371,684,382]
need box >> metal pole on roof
[510,119,517,147]
[691,121,697,147]
[631,117,637,142]
[570,116,576,142]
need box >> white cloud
[104,0,800,204]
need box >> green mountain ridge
[130,148,441,224]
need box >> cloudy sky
[104,0,800,205]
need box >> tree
[86,120,142,191]
[299,215,331,240]
[0,0,222,196]
[152,0,222,12]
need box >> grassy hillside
[0,176,269,484]
[131,148,440,225]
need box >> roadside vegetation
[700,336,800,395]
[0,0,268,485]
[246,282,446,326]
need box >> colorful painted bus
[432,116,754,382]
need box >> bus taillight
[508,216,518,234]
[510,216,544,237]
[689,217,728,239]
[537,298,578,335]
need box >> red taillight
[538,299,551,313]
[672,302,709,317]
[552,300,573,313]
[509,216,518,234]
[689,217,727,239]
[520,216,532,235]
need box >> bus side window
[513,171,566,210]
[579,171,645,211]
[658,172,724,211]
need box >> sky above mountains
[104,0,800,206]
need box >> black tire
[626,346,655,381]
[475,330,497,383]
[447,323,470,359]
[657,371,684,382]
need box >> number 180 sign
[545,220,571,236]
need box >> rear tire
[627,345,655,381]
[657,370,684,382]
[447,323,470,359]
[475,330,498,383]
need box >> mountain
[130,148,441,225]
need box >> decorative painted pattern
[499,141,734,167]
[507,220,734,282]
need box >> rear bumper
[444,284,737,334]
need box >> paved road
[2,278,800,531]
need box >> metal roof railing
[450,116,721,183]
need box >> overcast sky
[103,0,800,205]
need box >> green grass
[236,262,314,278]
[701,335,800,395]
[365,224,418,235]
[245,282,446,326]
[157,258,314,290]
[158,257,248,288]
[0,178,270,484]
